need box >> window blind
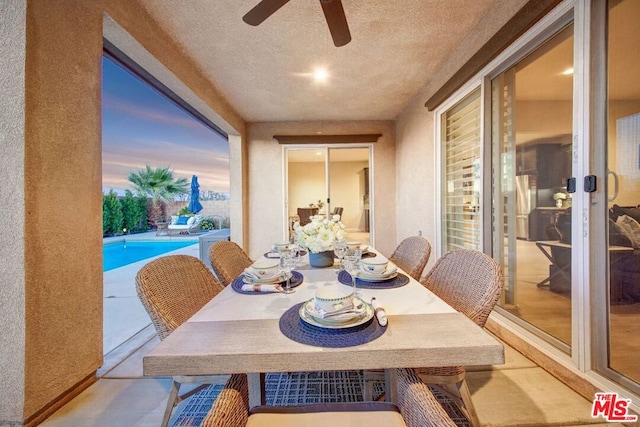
[442,88,482,251]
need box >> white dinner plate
[299,298,373,329]
[357,272,398,282]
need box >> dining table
[143,247,505,408]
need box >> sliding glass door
[593,0,640,391]
[491,24,574,349]
[285,146,371,243]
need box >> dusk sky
[102,56,229,196]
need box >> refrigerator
[515,175,536,240]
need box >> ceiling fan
[243,0,352,47]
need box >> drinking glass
[279,249,297,294]
[343,248,362,297]
[333,241,348,271]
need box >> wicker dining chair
[389,236,432,281]
[135,255,225,427]
[208,240,253,286]
[416,249,504,427]
[200,368,456,427]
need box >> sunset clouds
[102,56,229,195]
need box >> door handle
[608,170,619,202]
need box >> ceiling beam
[273,134,382,144]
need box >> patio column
[0,0,104,424]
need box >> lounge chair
[168,214,203,235]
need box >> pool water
[103,240,197,272]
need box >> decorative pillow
[171,215,179,225]
[176,216,189,225]
[616,215,640,248]
[611,204,640,223]
[609,219,633,248]
[187,216,196,226]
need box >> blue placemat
[231,271,304,294]
[337,270,410,289]
[279,302,386,348]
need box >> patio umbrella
[188,175,203,213]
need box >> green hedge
[102,190,149,236]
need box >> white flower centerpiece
[293,214,346,267]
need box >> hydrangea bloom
[293,215,345,253]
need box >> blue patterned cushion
[176,216,189,225]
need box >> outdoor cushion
[171,215,179,225]
[187,216,196,226]
[247,403,404,427]
[176,216,189,225]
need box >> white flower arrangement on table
[553,192,568,201]
[293,215,346,253]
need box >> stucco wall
[247,121,396,260]
[23,0,105,420]
[0,1,27,422]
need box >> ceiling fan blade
[243,0,291,26]
[320,0,351,47]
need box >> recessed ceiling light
[313,69,329,83]
[561,67,574,75]
[315,151,322,156]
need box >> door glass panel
[606,0,640,383]
[286,147,370,244]
[328,148,370,243]
[491,25,574,347]
[286,149,327,235]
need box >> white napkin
[371,297,388,326]
[240,283,282,293]
[243,268,286,283]
[265,251,280,259]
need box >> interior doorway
[285,146,371,244]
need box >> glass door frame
[282,144,374,245]
[482,6,576,355]
[589,0,640,395]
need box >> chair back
[209,241,253,286]
[135,255,224,340]
[331,207,344,217]
[389,236,432,281]
[297,207,319,225]
[421,249,503,328]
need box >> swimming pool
[103,240,197,272]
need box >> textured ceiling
[137,0,502,122]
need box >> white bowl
[272,241,290,251]
[361,256,389,274]
[346,241,362,250]
[251,259,280,278]
[314,287,353,313]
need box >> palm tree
[128,165,189,227]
